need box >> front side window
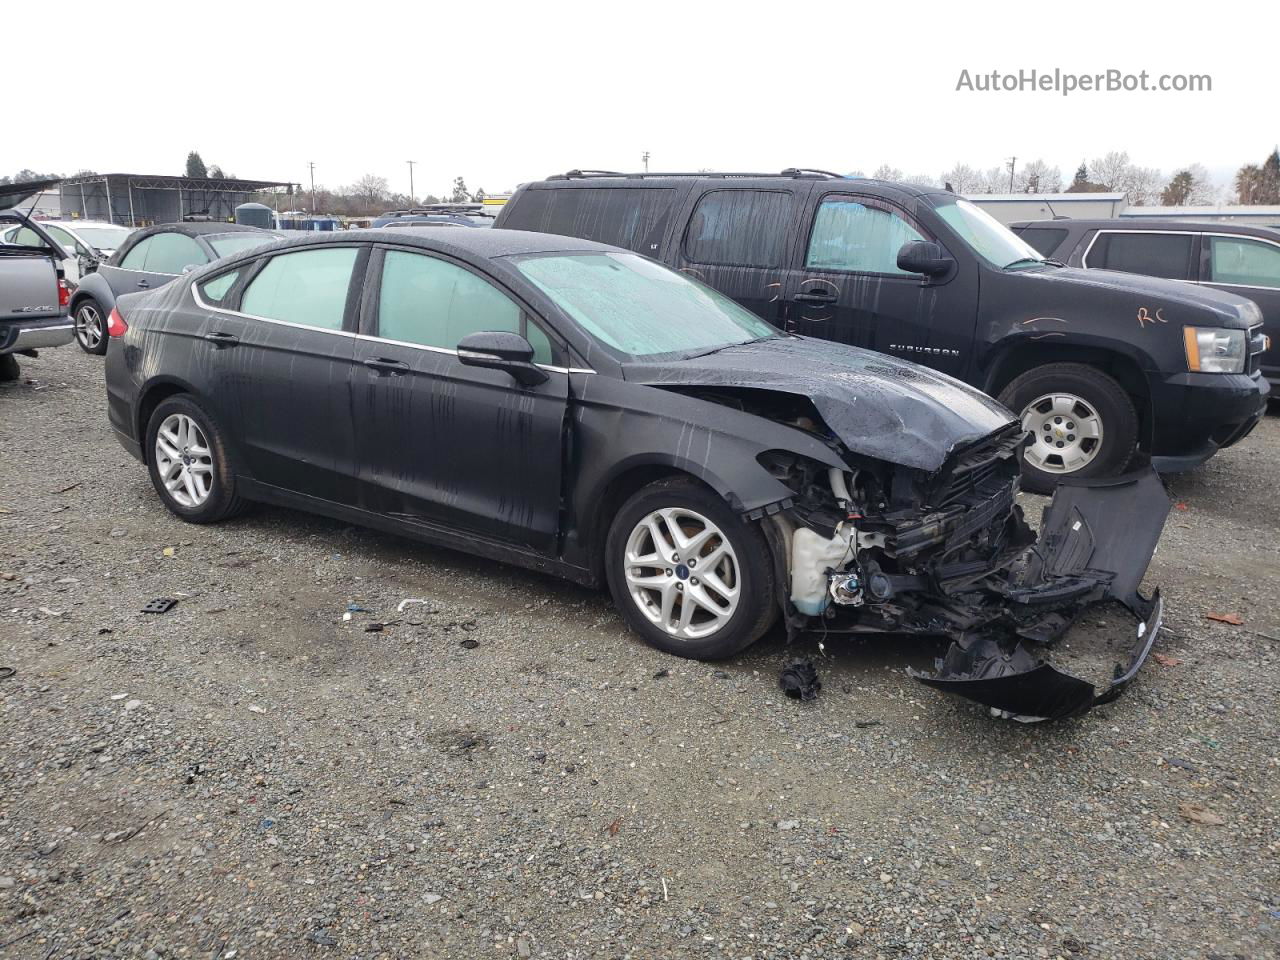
[241,247,359,330]
[143,232,208,274]
[515,251,776,360]
[683,190,794,267]
[805,198,925,274]
[378,250,553,362]
[1087,232,1193,281]
[119,236,153,269]
[1208,236,1280,289]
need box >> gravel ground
[2,348,1277,960]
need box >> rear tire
[145,395,247,523]
[998,362,1139,494]
[73,298,109,355]
[605,477,777,660]
[0,353,18,382]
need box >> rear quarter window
[1086,231,1194,281]
[502,187,676,254]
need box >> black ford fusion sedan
[104,228,1169,721]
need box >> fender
[68,269,117,316]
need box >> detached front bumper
[910,469,1171,721]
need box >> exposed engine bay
[690,387,1171,722]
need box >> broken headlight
[1183,326,1246,374]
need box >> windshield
[206,232,282,258]
[935,199,1049,269]
[515,252,777,360]
[73,226,132,250]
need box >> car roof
[268,226,618,259]
[49,220,125,231]
[529,172,950,200]
[1012,218,1280,240]
[130,221,269,242]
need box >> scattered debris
[652,668,669,679]
[422,893,443,905]
[779,658,821,701]
[55,481,82,494]
[854,719,882,729]
[605,816,622,837]
[460,638,479,649]
[38,606,63,617]
[1178,802,1226,825]
[1175,501,1189,511]
[0,667,15,681]
[1152,653,1184,666]
[397,598,430,613]
[1205,612,1244,625]
[247,705,267,714]
[141,598,177,615]
[123,699,142,712]
[162,546,176,557]
[347,603,370,612]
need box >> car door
[1081,229,1199,282]
[779,191,975,377]
[668,187,804,328]
[195,245,367,504]
[350,245,568,552]
[1201,232,1280,383]
[40,225,83,283]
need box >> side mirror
[457,331,549,386]
[897,240,954,278]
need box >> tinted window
[1208,236,1280,289]
[503,187,677,253]
[684,190,794,267]
[1088,232,1193,281]
[119,236,152,269]
[12,227,47,248]
[45,226,78,252]
[199,269,242,305]
[378,250,550,361]
[143,232,208,274]
[806,198,925,274]
[241,247,359,330]
[1017,227,1069,258]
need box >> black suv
[496,170,1269,491]
[1012,218,1278,392]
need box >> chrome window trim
[192,280,594,374]
[1080,228,1198,277]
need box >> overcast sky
[10,0,1274,197]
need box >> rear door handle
[136,279,150,289]
[363,357,409,375]
[202,332,239,348]
[794,291,837,304]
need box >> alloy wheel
[75,303,104,351]
[1020,393,1104,474]
[623,508,740,640]
[155,413,214,507]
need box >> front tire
[605,478,777,660]
[998,363,1139,494]
[145,395,246,523]
[73,298,109,355]
[0,353,18,382]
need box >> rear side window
[241,247,359,330]
[1208,236,1280,288]
[805,198,925,274]
[1016,227,1069,258]
[377,250,552,363]
[199,269,241,305]
[143,233,208,274]
[502,187,676,253]
[1087,232,1194,281]
[119,237,152,269]
[683,190,794,267]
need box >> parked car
[1011,218,1278,392]
[70,222,282,355]
[0,179,74,382]
[371,211,479,228]
[103,228,1169,721]
[1,219,133,285]
[495,171,1270,492]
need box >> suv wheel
[605,478,777,660]
[998,363,1139,494]
[145,395,247,523]
[74,299,109,355]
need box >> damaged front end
[759,423,1170,722]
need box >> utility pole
[407,160,416,205]
[1006,156,1017,193]
[308,161,316,214]
[642,151,650,173]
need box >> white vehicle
[1,219,133,284]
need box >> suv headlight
[1183,326,1246,374]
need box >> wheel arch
[68,272,115,316]
[135,377,202,464]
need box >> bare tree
[939,163,984,193]
[1014,159,1063,193]
[871,164,904,182]
[349,174,390,213]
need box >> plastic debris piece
[0,667,15,680]
[141,598,177,615]
[1205,612,1244,625]
[779,658,821,701]
[460,638,479,649]
[1152,653,1184,666]
[1178,802,1226,825]
[397,598,430,613]
[347,603,370,613]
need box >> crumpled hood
[624,336,1016,472]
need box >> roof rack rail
[548,168,845,181]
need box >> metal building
[58,173,293,227]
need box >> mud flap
[911,469,1170,722]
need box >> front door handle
[794,290,837,304]
[363,357,409,376]
[202,332,239,348]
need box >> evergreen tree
[185,151,207,179]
